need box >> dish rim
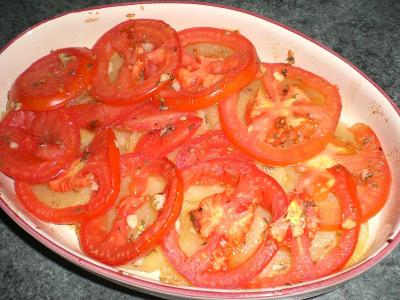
[0,1,399,299]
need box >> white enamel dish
[0,2,399,299]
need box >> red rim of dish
[0,2,399,299]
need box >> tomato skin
[9,48,93,111]
[67,102,147,131]
[161,27,259,111]
[134,116,202,158]
[79,154,183,266]
[334,123,391,222]
[90,19,180,105]
[161,159,288,288]
[219,63,342,166]
[14,129,121,224]
[250,165,361,287]
[0,109,80,183]
[175,130,251,169]
[116,102,195,132]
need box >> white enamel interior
[0,2,399,299]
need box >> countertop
[0,0,399,299]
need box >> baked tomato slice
[219,63,342,166]
[8,48,93,111]
[134,116,202,158]
[332,123,391,221]
[90,19,180,104]
[67,102,147,131]
[295,123,391,223]
[175,130,251,169]
[116,101,194,132]
[14,129,120,224]
[79,154,183,266]
[160,27,259,110]
[250,165,361,287]
[161,159,288,288]
[0,109,80,183]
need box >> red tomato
[0,109,80,183]
[116,102,194,132]
[175,130,251,168]
[294,123,391,224]
[134,116,202,158]
[333,123,391,221]
[9,48,93,111]
[79,154,183,266]
[160,27,259,110]
[250,165,361,287]
[67,102,146,131]
[90,19,180,104]
[14,129,120,224]
[161,159,288,288]
[219,63,342,165]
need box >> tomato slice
[219,63,342,165]
[175,130,251,169]
[0,109,80,182]
[160,27,259,111]
[9,48,93,111]
[295,123,391,223]
[79,154,183,266]
[134,116,202,158]
[250,165,361,287]
[14,129,120,224]
[116,102,194,132]
[90,19,180,104]
[161,159,288,288]
[332,123,391,221]
[67,102,146,131]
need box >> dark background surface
[0,0,399,299]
